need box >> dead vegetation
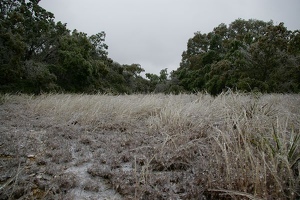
[0,92,299,199]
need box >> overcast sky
[39,0,300,75]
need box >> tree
[145,68,172,93]
[89,32,109,61]
[171,19,300,94]
[145,73,160,91]
[0,0,154,94]
[0,0,57,92]
[123,64,145,77]
[159,68,168,83]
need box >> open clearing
[0,93,299,199]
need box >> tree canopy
[0,1,299,94]
[0,0,150,94]
[171,19,300,95]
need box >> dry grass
[0,92,299,199]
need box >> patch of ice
[66,163,123,199]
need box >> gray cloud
[40,0,300,75]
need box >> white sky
[39,0,300,75]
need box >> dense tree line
[170,19,300,95]
[0,0,152,94]
[1,1,299,94]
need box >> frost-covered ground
[0,93,299,199]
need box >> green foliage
[145,68,172,93]
[1,2,299,95]
[89,32,108,60]
[0,0,151,94]
[171,19,300,95]
[0,0,56,92]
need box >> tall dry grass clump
[27,92,300,199]
[203,93,300,199]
